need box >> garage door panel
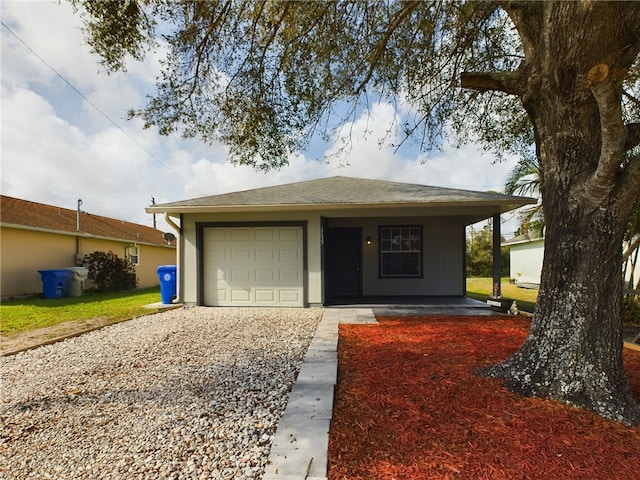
[280,269,299,282]
[255,269,275,281]
[279,249,299,262]
[216,290,228,302]
[231,249,252,262]
[255,228,275,241]
[231,289,251,302]
[255,289,276,302]
[207,229,227,241]
[209,249,227,261]
[256,249,275,262]
[279,228,300,241]
[203,226,303,306]
[231,229,251,241]
[213,268,226,281]
[279,290,300,303]
[230,269,251,281]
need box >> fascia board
[146,199,536,215]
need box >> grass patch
[0,287,162,335]
[467,277,538,313]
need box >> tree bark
[480,1,640,426]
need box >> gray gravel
[0,307,323,479]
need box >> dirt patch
[0,317,128,356]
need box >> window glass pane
[379,226,422,277]
[392,234,401,250]
[127,246,139,265]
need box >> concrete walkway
[262,308,377,480]
[263,300,492,480]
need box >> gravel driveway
[0,307,323,480]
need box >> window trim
[126,245,140,266]
[378,225,423,279]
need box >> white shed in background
[503,235,544,289]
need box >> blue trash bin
[38,269,69,299]
[157,265,177,304]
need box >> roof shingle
[1,195,172,247]
[148,176,536,213]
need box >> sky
[1,0,524,236]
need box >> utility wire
[1,20,207,197]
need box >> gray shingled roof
[147,176,536,214]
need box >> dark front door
[325,227,362,298]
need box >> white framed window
[126,245,139,265]
[379,226,422,277]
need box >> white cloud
[3,1,94,87]
[1,1,524,238]
[319,101,519,193]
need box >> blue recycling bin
[38,269,69,299]
[157,265,177,304]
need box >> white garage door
[203,226,304,306]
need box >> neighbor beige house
[1,195,176,298]
[147,176,535,307]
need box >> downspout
[164,213,180,233]
[165,213,182,304]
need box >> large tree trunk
[481,2,640,426]
[486,182,640,424]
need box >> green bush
[622,296,640,324]
[84,251,137,292]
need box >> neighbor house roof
[1,195,174,247]
[502,232,545,247]
[147,176,536,216]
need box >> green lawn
[1,280,538,336]
[466,277,538,313]
[0,287,163,335]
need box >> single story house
[1,195,176,298]
[502,233,545,289]
[147,176,535,307]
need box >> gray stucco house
[147,176,535,307]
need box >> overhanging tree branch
[354,1,420,95]
[582,64,629,205]
[460,62,528,96]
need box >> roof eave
[502,237,545,246]
[146,198,536,215]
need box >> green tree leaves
[466,224,509,278]
[73,0,529,169]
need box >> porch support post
[492,213,502,299]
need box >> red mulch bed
[328,315,640,480]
